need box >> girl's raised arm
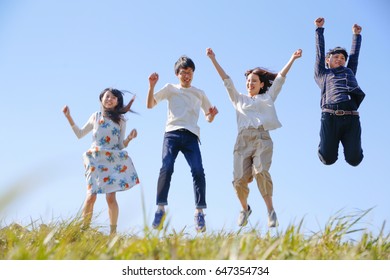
[206,48,229,80]
[279,49,302,77]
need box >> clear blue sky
[1,0,389,237]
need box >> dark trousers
[156,129,207,208]
[318,102,364,166]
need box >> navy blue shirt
[314,27,365,109]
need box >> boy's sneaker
[194,212,206,232]
[268,209,279,227]
[152,209,165,229]
[238,205,252,226]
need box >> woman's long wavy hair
[99,88,136,124]
[245,67,277,94]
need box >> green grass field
[1,208,389,260]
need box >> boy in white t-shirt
[147,56,218,232]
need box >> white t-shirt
[154,83,213,139]
[223,73,286,131]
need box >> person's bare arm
[147,72,159,109]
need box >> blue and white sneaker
[152,209,165,229]
[194,212,206,232]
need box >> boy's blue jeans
[156,129,207,208]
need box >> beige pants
[233,127,274,201]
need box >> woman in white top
[207,48,302,228]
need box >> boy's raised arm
[147,72,159,109]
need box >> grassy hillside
[1,210,389,260]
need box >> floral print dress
[72,112,139,194]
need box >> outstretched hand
[206,48,215,59]
[149,72,159,87]
[292,49,303,59]
[62,105,75,126]
[128,128,137,140]
[123,95,136,113]
[314,17,324,27]
[62,105,70,117]
[208,106,218,117]
[352,24,362,34]
[206,106,219,122]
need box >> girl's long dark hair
[99,88,136,124]
[245,67,277,94]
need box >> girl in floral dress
[63,88,139,234]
